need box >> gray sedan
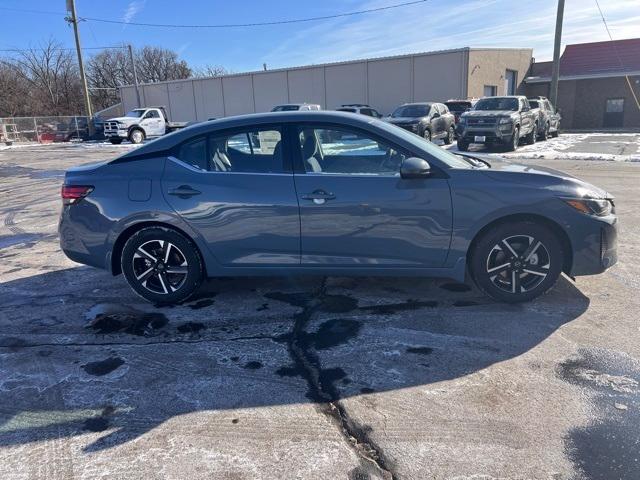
[59,111,617,304]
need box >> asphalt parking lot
[1,138,639,479]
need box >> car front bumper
[456,124,514,143]
[568,213,618,276]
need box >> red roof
[529,38,640,79]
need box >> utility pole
[65,0,94,135]
[549,0,565,107]
[128,44,142,107]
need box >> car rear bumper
[59,204,110,270]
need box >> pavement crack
[279,277,396,480]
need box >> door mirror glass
[431,112,440,119]
[400,157,431,179]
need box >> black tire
[128,128,145,144]
[109,138,123,145]
[423,129,432,142]
[506,127,520,151]
[550,128,560,138]
[539,123,549,141]
[457,140,469,151]
[121,227,204,304]
[525,123,538,145]
[443,126,455,145]
[469,221,563,303]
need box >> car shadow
[0,267,589,453]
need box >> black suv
[385,102,456,143]
[457,96,538,151]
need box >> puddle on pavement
[310,319,362,350]
[85,304,168,336]
[406,346,434,355]
[558,348,640,479]
[360,299,438,314]
[243,361,263,370]
[82,357,125,376]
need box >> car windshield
[391,104,430,118]
[271,105,300,112]
[445,102,471,112]
[529,100,539,108]
[474,98,519,111]
[124,109,146,118]
[373,119,475,169]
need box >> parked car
[445,99,474,125]
[384,102,456,144]
[271,103,321,112]
[104,106,188,145]
[336,104,383,118]
[60,111,617,305]
[528,97,561,140]
[456,96,538,151]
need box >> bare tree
[0,61,30,117]
[192,64,230,78]
[136,46,192,83]
[87,46,194,111]
[11,39,83,116]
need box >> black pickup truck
[456,96,538,151]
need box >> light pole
[65,0,94,135]
[550,0,565,107]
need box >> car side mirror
[401,157,431,179]
[432,112,440,119]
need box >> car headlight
[499,117,513,125]
[562,197,614,216]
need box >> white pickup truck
[103,106,188,144]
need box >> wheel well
[128,125,145,136]
[111,221,205,276]
[467,214,573,274]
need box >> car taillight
[61,185,93,205]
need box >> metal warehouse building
[118,47,532,122]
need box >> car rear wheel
[121,227,204,304]
[109,138,123,145]
[470,221,563,303]
[525,123,538,145]
[128,128,145,144]
[443,126,455,145]
[540,123,549,141]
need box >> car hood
[480,159,612,199]
[385,117,421,123]
[463,110,515,118]
[106,116,136,122]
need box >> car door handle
[168,185,201,198]
[301,190,335,204]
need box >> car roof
[117,111,379,159]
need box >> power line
[0,1,428,29]
[593,0,640,111]
[0,46,126,53]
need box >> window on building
[605,98,625,113]
[505,70,518,95]
[483,85,497,97]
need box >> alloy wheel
[132,240,189,294]
[485,235,550,294]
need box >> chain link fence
[0,116,94,145]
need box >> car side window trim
[171,123,293,175]
[288,122,418,177]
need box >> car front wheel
[469,221,563,303]
[506,126,520,151]
[121,227,204,304]
[128,128,145,144]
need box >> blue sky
[0,0,638,73]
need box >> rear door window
[177,137,208,170]
[209,128,283,173]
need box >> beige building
[118,47,532,122]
